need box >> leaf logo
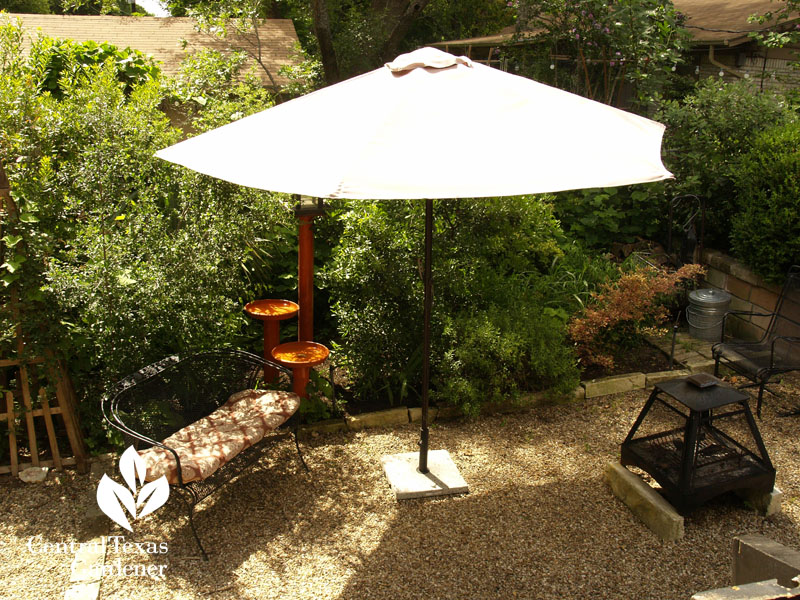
[96,446,170,531]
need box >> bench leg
[177,488,208,561]
[289,413,309,472]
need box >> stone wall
[700,249,782,341]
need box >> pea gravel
[2,377,800,600]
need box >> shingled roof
[5,13,300,88]
[434,0,800,49]
[677,0,800,46]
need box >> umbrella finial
[385,47,472,74]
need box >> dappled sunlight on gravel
[2,374,800,599]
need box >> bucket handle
[685,309,725,330]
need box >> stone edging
[301,332,719,437]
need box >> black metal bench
[101,349,306,559]
[713,265,800,417]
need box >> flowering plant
[568,262,705,369]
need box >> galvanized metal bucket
[687,288,732,342]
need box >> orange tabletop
[271,341,330,368]
[244,299,299,321]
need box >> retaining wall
[700,249,782,342]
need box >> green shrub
[655,78,796,251]
[0,22,297,448]
[325,197,577,413]
[730,122,800,284]
[549,183,666,249]
[542,241,621,317]
[436,277,580,417]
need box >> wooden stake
[48,358,88,473]
[39,388,62,470]
[18,363,39,467]
[5,391,18,477]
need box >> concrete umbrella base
[381,450,469,500]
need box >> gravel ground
[2,376,800,600]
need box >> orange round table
[244,299,299,381]
[271,341,330,398]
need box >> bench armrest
[103,414,189,486]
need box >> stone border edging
[299,332,722,438]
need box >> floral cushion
[139,389,301,484]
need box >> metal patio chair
[712,265,800,417]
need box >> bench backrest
[104,350,281,448]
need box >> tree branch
[379,0,432,64]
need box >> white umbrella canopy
[156,47,672,495]
[156,48,672,199]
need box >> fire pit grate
[621,377,775,512]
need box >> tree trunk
[311,0,340,85]
[379,0,431,63]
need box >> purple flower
[610,60,616,66]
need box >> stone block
[736,487,783,517]
[729,260,767,288]
[729,296,754,317]
[64,581,102,600]
[582,373,646,398]
[409,406,438,423]
[672,348,700,363]
[751,287,780,313]
[750,312,774,332]
[728,318,766,343]
[646,369,690,388]
[346,408,409,431]
[691,579,799,600]
[694,342,716,359]
[302,418,348,436]
[727,275,754,302]
[733,533,800,588]
[604,462,684,541]
[19,466,49,483]
[702,248,730,273]
[409,404,462,422]
[704,267,728,291]
[684,357,718,374]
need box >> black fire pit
[621,375,775,513]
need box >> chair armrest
[770,336,800,369]
[719,310,776,343]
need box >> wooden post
[297,215,315,342]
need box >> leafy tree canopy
[511,0,690,107]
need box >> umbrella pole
[418,198,433,474]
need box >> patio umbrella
[156,47,672,497]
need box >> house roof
[5,13,300,88]
[676,0,800,46]
[433,0,800,49]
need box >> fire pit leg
[679,411,701,494]
[623,389,659,444]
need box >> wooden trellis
[0,163,88,476]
